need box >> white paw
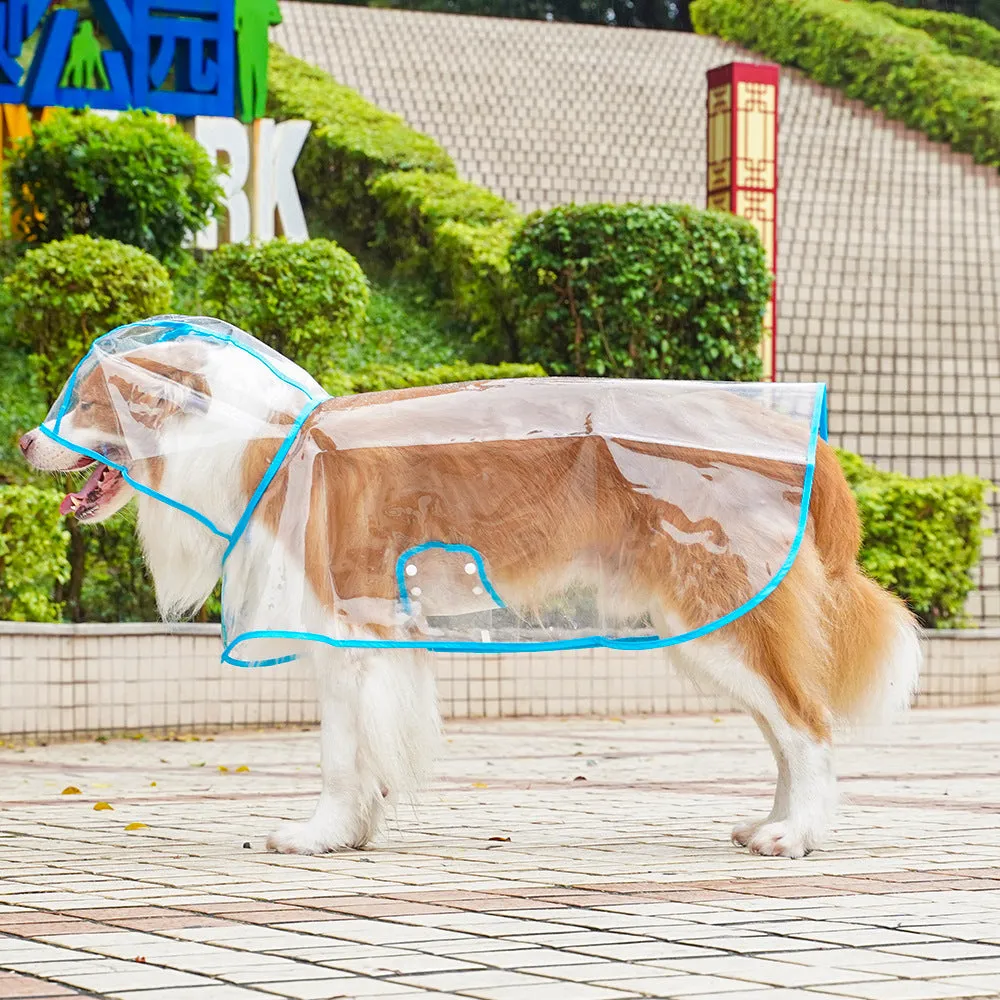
[746,820,816,859]
[731,817,769,847]
[266,820,362,855]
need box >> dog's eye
[79,402,94,412]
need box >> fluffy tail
[825,572,922,724]
[809,442,922,724]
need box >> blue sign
[0,0,277,120]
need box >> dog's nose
[18,431,33,455]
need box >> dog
[20,323,921,859]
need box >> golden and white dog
[20,339,921,859]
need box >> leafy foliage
[509,203,769,379]
[267,46,455,239]
[838,450,992,628]
[0,344,47,484]
[322,360,546,395]
[4,236,173,403]
[76,513,160,623]
[0,485,70,622]
[370,170,522,357]
[202,238,370,373]
[872,1,1000,65]
[690,0,1000,170]
[7,110,224,261]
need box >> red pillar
[706,62,779,381]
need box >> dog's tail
[810,442,922,723]
[825,572,922,724]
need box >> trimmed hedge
[7,110,223,261]
[690,0,1000,170]
[4,236,173,402]
[267,46,455,239]
[0,485,70,622]
[509,203,770,379]
[202,237,370,373]
[322,360,546,396]
[837,450,992,628]
[369,170,522,355]
[871,2,1000,67]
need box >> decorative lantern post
[706,62,779,381]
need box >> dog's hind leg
[267,648,439,855]
[664,629,836,859]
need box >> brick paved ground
[1,708,999,999]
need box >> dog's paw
[745,821,814,859]
[731,816,769,847]
[266,821,357,855]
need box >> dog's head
[20,348,211,524]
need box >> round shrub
[7,109,224,261]
[509,202,770,380]
[202,238,370,372]
[0,484,70,622]
[4,235,173,401]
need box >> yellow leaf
[124,822,147,831]
[61,786,81,795]
[93,802,113,811]
[234,765,249,773]
[218,765,229,773]
[149,781,156,787]
[472,782,489,789]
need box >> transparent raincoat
[42,317,828,667]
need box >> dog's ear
[110,354,212,428]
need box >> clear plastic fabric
[43,317,828,667]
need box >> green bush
[369,170,522,356]
[203,238,369,373]
[322,360,545,396]
[837,450,992,628]
[690,0,1000,170]
[267,46,455,240]
[509,203,769,379]
[4,236,173,402]
[0,485,70,622]
[7,110,224,261]
[871,2,1000,66]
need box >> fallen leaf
[472,782,489,789]
[134,956,146,963]
[190,762,205,768]
[94,802,113,811]
[124,822,147,831]
[218,765,229,773]
[61,786,81,795]
[235,765,250,773]
[149,782,157,787]
[712,716,723,723]
[242,841,251,849]
[573,775,587,781]
[488,836,510,842]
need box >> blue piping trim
[221,383,829,665]
[222,395,328,565]
[39,424,231,540]
[395,542,506,614]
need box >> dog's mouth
[60,461,126,520]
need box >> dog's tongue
[60,463,108,515]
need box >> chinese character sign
[2,0,279,121]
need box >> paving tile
[2,713,1000,1000]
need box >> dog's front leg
[267,655,383,854]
